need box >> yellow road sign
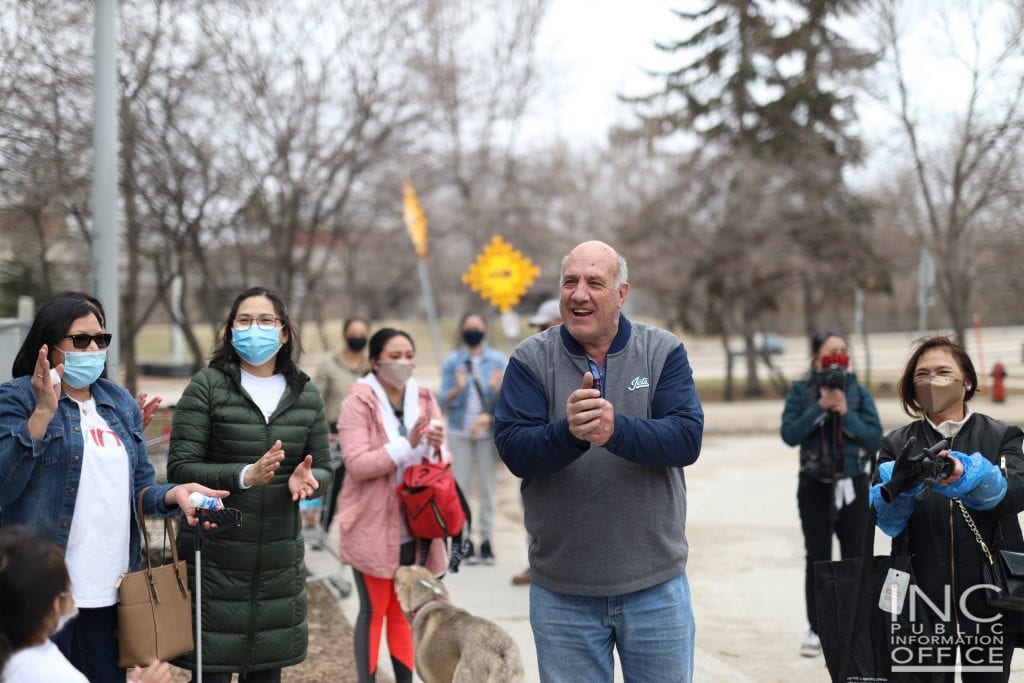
[461,236,540,313]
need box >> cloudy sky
[524,0,676,146]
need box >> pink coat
[336,381,448,578]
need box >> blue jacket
[0,376,176,571]
[439,345,506,432]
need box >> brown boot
[511,568,531,586]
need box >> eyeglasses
[232,316,282,331]
[64,333,112,349]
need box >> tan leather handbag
[115,488,194,668]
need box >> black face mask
[462,330,485,347]
[345,336,367,352]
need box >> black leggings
[323,461,345,532]
[798,475,869,633]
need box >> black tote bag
[813,510,938,683]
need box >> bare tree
[402,0,551,314]
[872,0,1024,343]
[207,0,428,329]
[0,1,94,299]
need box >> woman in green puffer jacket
[167,287,332,682]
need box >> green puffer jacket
[167,363,332,674]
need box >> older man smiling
[494,240,705,683]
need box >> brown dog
[394,565,526,683]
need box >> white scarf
[358,372,452,484]
[360,371,422,448]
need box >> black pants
[798,474,869,633]
[323,441,345,532]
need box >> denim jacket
[0,376,176,571]
[439,345,507,432]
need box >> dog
[394,565,526,683]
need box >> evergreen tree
[624,1,881,396]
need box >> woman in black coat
[871,336,1024,681]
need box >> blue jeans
[530,573,695,683]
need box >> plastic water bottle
[299,498,322,529]
[188,492,224,510]
[429,419,443,460]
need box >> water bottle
[299,498,322,529]
[188,492,224,510]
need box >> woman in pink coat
[337,328,448,683]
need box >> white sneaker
[800,631,822,657]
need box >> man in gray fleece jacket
[494,240,704,682]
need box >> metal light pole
[93,0,120,379]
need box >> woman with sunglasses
[167,286,332,682]
[0,291,227,682]
[870,336,1024,678]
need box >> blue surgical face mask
[61,350,107,389]
[232,326,282,366]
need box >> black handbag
[814,510,934,682]
[956,500,1024,612]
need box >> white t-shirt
[2,640,88,682]
[240,369,287,422]
[64,399,130,608]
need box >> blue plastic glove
[932,451,1007,510]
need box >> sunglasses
[64,333,113,349]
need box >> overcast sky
[523,0,1015,189]
[523,0,676,147]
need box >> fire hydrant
[992,362,1008,403]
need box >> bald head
[560,241,628,290]
[559,241,629,358]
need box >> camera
[818,353,848,390]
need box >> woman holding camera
[870,336,1024,679]
[781,329,882,657]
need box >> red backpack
[396,455,472,571]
